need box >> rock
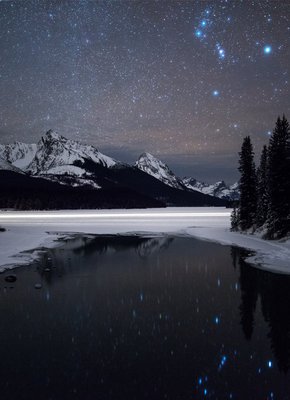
[5,274,17,283]
[34,283,42,289]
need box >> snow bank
[186,226,290,274]
[0,207,290,274]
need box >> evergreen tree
[230,206,239,231]
[266,115,290,238]
[285,115,290,230]
[238,136,257,231]
[256,145,268,228]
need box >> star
[219,49,225,59]
[264,45,272,54]
[216,43,225,60]
[195,29,202,38]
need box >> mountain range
[135,152,239,201]
[0,130,238,209]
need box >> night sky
[0,0,289,183]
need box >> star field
[0,0,289,182]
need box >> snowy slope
[0,130,120,188]
[0,130,117,178]
[27,130,117,175]
[0,157,25,174]
[183,177,239,201]
[0,142,37,170]
[134,152,238,200]
[135,153,184,190]
[40,165,101,188]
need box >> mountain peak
[25,129,117,176]
[43,129,63,142]
[135,152,184,190]
[139,152,155,159]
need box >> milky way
[0,0,289,182]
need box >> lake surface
[1,235,290,400]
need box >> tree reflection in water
[233,247,290,373]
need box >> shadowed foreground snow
[0,207,290,274]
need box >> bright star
[216,43,225,59]
[268,360,273,368]
[264,45,272,54]
[221,355,227,365]
[195,29,202,38]
[201,20,207,27]
[212,90,220,97]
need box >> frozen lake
[0,207,230,269]
[1,207,290,273]
[1,235,290,399]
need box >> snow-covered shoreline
[1,207,290,274]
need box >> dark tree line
[231,115,290,239]
[0,170,165,210]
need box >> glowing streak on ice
[0,211,230,219]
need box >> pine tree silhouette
[266,115,290,238]
[256,145,268,228]
[238,136,257,230]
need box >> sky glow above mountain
[0,0,289,182]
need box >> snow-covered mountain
[0,130,120,188]
[27,130,117,175]
[135,152,184,190]
[182,177,239,201]
[134,152,239,200]
[0,142,37,170]
[0,157,25,174]
[0,130,230,207]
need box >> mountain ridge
[135,152,185,190]
[0,130,230,209]
[134,152,238,201]
[182,177,239,201]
